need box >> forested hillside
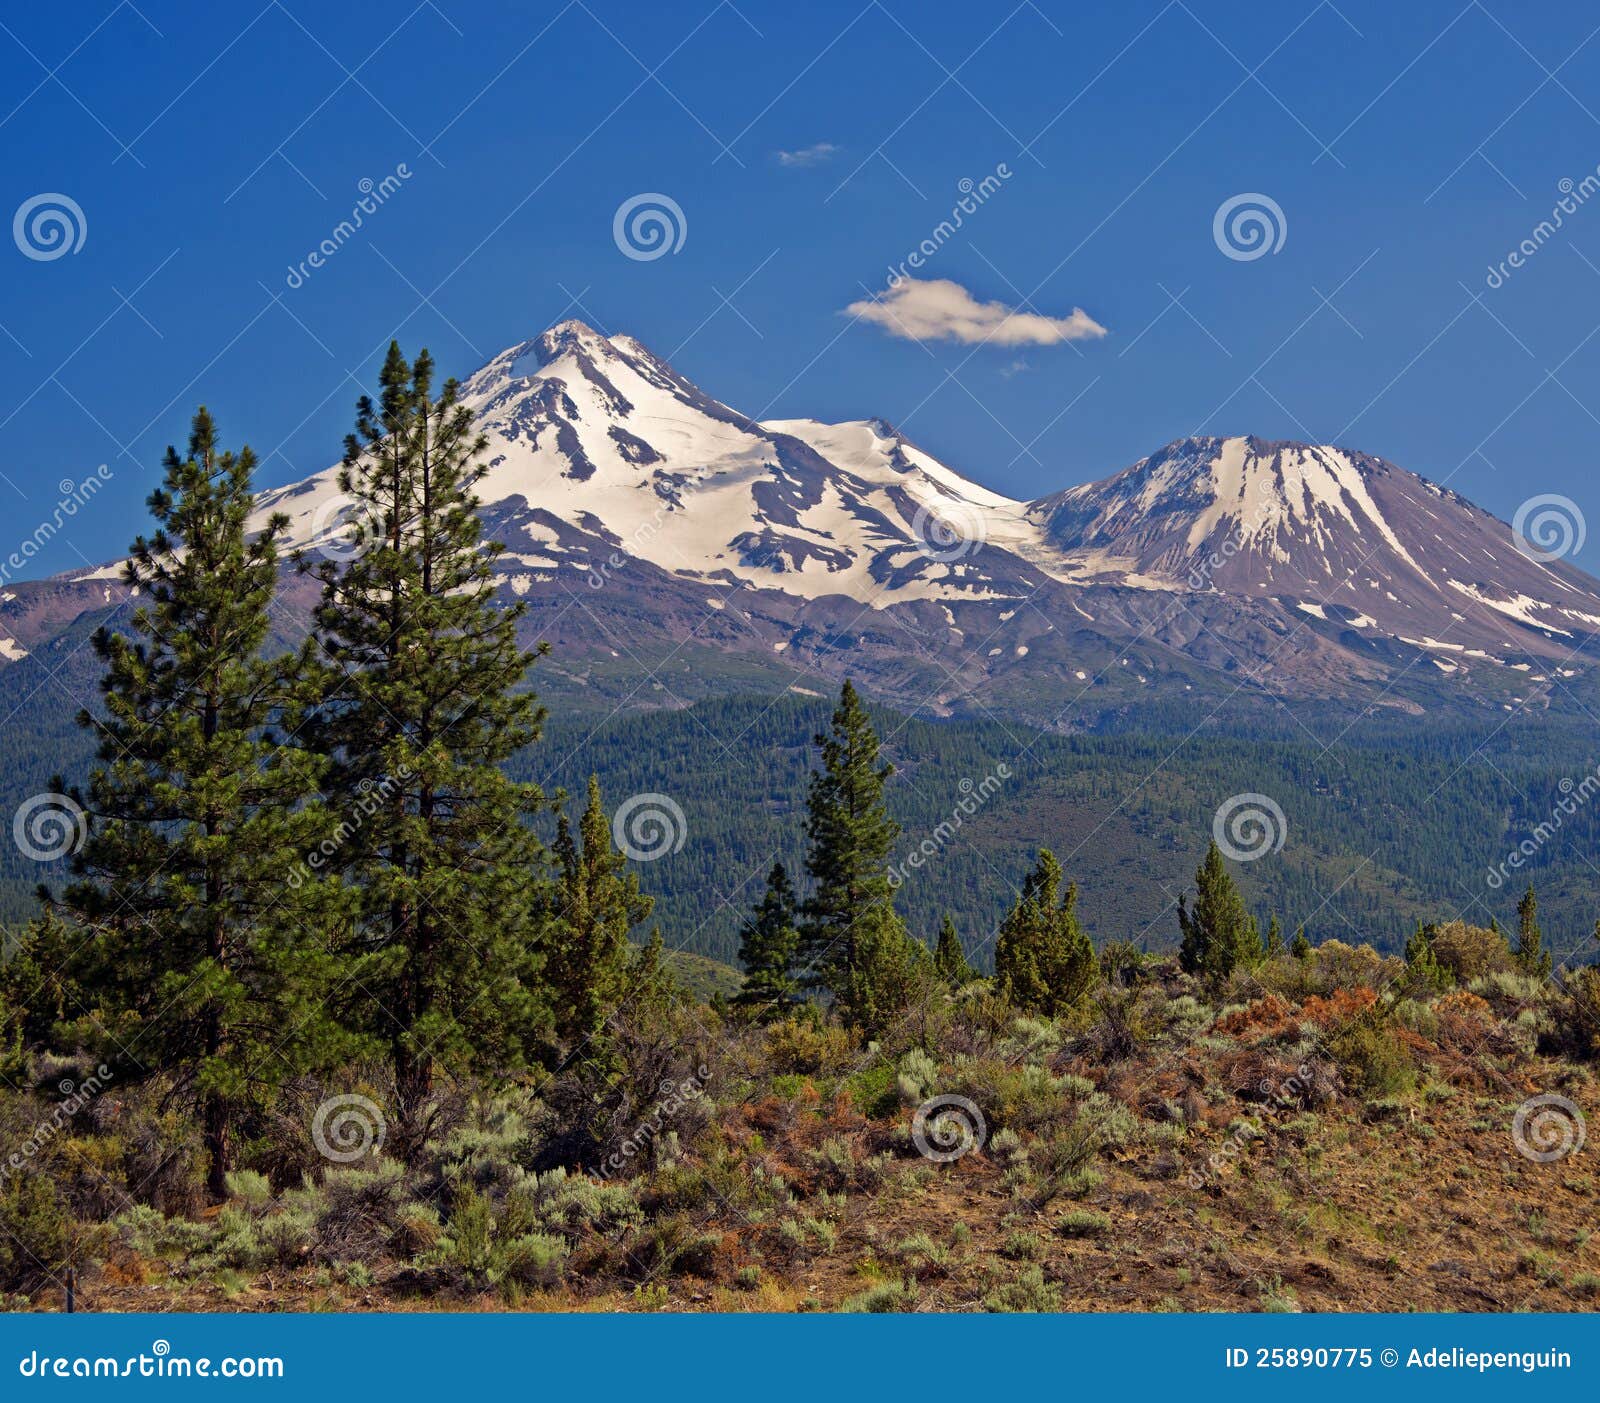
[7,660,1600,965]
[526,692,1600,968]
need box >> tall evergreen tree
[51,409,340,1198]
[303,344,551,1153]
[1264,914,1283,959]
[735,862,802,1019]
[1290,924,1311,959]
[994,849,1096,1015]
[933,914,973,988]
[1177,840,1262,982]
[545,776,653,1042]
[1515,883,1553,977]
[798,680,924,1031]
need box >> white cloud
[844,277,1107,347]
[775,142,838,168]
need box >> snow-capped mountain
[5,320,1599,722]
[250,319,1046,609]
[1032,435,1600,673]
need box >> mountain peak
[532,317,614,364]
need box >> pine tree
[1177,840,1262,983]
[1404,919,1450,993]
[994,849,1096,1015]
[303,344,552,1153]
[798,680,924,1031]
[1290,925,1311,959]
[545,776,654,1042]
[51,409,342,1199]
[735,862,802,1019]
[1515,883,1553,978]
[1264,914,1283,959]
[623,926,678,1014]
[933,914,973,988]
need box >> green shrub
[1057,1210,1110,1238]
[205,1206,269,1270]
[1329,1019,1415,1098]
[496,1231,568,1288]
[224,1170,273,1209]
[764,1018,854,1074]
[1000,1230,1042,1260]
[983,1264,1061,1312]
[1428,922,1512,983]
[312,1162,408,1262]
[839,1278,917,1312]
[258,1208,315,1266]
[0,1175,70,1293]
[521,1168,642,1238]
[894,1048,940,1107]
[808,1136,858,1190]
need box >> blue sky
[6,0,1600,573]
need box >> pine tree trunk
[203,1093,229,1202]
[393,1045,431,1164]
